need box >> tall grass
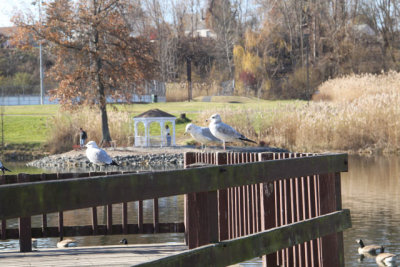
[198,72,400,153]
[46,108,131,154]
[313,71,400,102]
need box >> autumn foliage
[12,0,156,143]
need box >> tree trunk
[92,6,112,145]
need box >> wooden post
[91,207,98,235]
[19,217,32,252]
[41,173,48,237]
[184,152,196,246]
[89,172,98,235]
[153,198,159,233]
[122,202,128,234]
[1,219,5,240]
[138,200,143,233]
[56,173,64,240]
[0,174,5,240]
[58,212,64,240]
[320,172,344,267]
[217,152,228,241]
[258,153,277,267]
[17,174,32,252]
[107,204,113,234]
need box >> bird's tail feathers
[1,167,11,172]
[110,160,119,166]
[239,137,257,144]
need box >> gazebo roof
[134,109,176,118]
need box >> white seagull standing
[85,141,119,166]
[185,123,222,149]
[0,160,11,175]
[207,113,256,150]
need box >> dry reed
[46,107,131,153]
[199,72,400,153]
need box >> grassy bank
[3,71,400,155]
[2,97,291,154]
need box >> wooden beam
[136,210,351,267]
[0,154,348,220]
[7,223,185,238]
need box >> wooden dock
[0,242,187,266]
[0,152,350,266]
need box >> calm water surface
[1,155,400,267]
[342,155,400,267]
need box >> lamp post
[32,0,44,105]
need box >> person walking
[165,125,171,146]
[79,128,87,148]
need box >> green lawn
[1,97,301,146]
[3,115,50,143]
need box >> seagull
[0,160,11,175]
[57,238,77,248]
[185,123,222,149]
[207,113,256,150]
[85,141,119,166]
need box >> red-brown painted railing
[0,151,347,267]
[184,151,345,267]
[0,171,182,241]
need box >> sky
[0,0,35,27]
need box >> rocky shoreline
[27,145,287,171]
[27,151,184,170]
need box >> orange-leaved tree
[12,0,156,145]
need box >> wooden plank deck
[0,242,187,266]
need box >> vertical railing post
[89,172,98,235]
[258,153,277,267]
[17,173,32,252]
[184,152,219,249]
[138,200,143,233]
[0,174,6,240]
[19,217,32,252]
[153,198,159,233]
[319,172,345,267]
[56,173,64,241]
[122,202,128,234]
[216,152,228,241]
[1,219,5,240]
[184,152,196,247]
[107,204,113,234]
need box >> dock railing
[0,151,350,267]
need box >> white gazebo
[133,109,176,147]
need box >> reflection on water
[342,155,400,267]
[2,155,400,267]
[1,195,184,251]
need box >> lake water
[1,155,400,266]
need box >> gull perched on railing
[185,123,222,149]
[207,113,256,150]
[0,160,11,175]
[85,141,119,166]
